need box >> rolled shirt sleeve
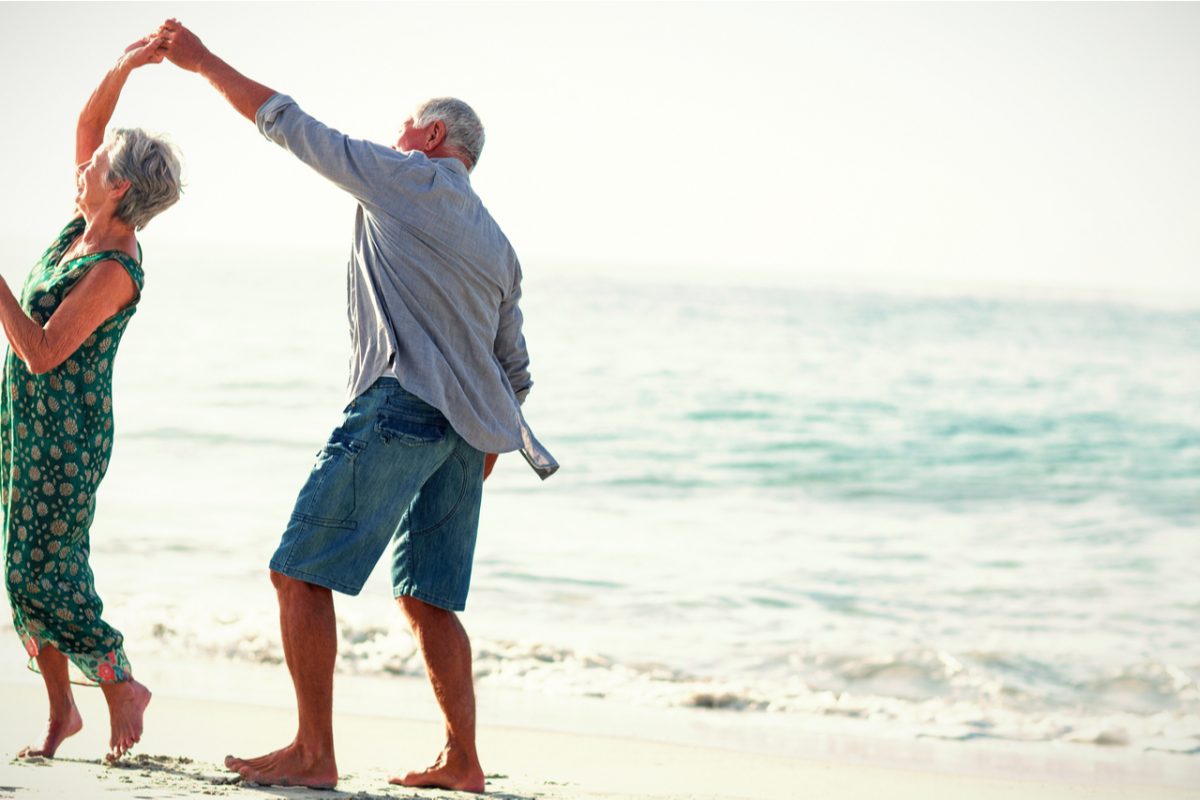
[256,93,398,205]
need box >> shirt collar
[433,157,470,178]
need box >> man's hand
[159,18,210,72]
[121,35,168,70]
[483,453,498,481]
[154,17,275,123]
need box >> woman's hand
[120,35,169,71]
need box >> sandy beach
[0,3,1198,799]
[1,660,1196,800]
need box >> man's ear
[427,120,446,150]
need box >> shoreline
[1,654,1197,799]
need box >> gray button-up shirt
[257,93,532,454]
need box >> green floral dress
[2,217,143,684]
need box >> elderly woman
[0,35,181,763]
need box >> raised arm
[77,35,168,168]
[160,19,405,206]
[159,19,275,123]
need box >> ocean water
[2,242,1198,757]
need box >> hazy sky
[0,2,1197,294]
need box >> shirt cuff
[255,92,296,139]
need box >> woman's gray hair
[104,128,183,231]
[413,97,485,171]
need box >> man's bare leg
[99,675,152,763]
[224,571,338,789]
[18,645,83,758]
[389,596,485,793]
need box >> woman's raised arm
[75,35,168,169]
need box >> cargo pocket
[291,431,366,529]
[375,414,446,447]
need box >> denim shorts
[269,378,485,611]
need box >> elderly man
[160,19,549,793]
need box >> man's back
[257,94,532,454]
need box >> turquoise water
[1,243,1197,754]
[554,280,1198,517]
[476,274,1199,751]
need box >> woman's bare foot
[224,744,338,789]
[100,678,151,762]
[17,704,83,758]
[389,746,485,793]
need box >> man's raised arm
[159,18,399,206]
[160,19,275,123]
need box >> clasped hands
[119,19,210,74]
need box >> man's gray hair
[413,97,485,171]
[105,128,183,231]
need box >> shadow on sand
[94,754,541,800]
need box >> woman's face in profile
[75,147,116,214]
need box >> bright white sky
[0,1,1197,294]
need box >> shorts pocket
[291,431,366,529]
[375,414,446,447]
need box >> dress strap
[65,249,145,303]
[100,249,145,291]
[40,217,86,265]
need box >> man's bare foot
[99,678,151,762]
[17,704,83,758]
[224,744,338,789]
[389,747,485,793]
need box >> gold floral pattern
[2,218,143,684]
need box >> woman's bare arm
[0,264,137,374]
[76,35,168,168]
